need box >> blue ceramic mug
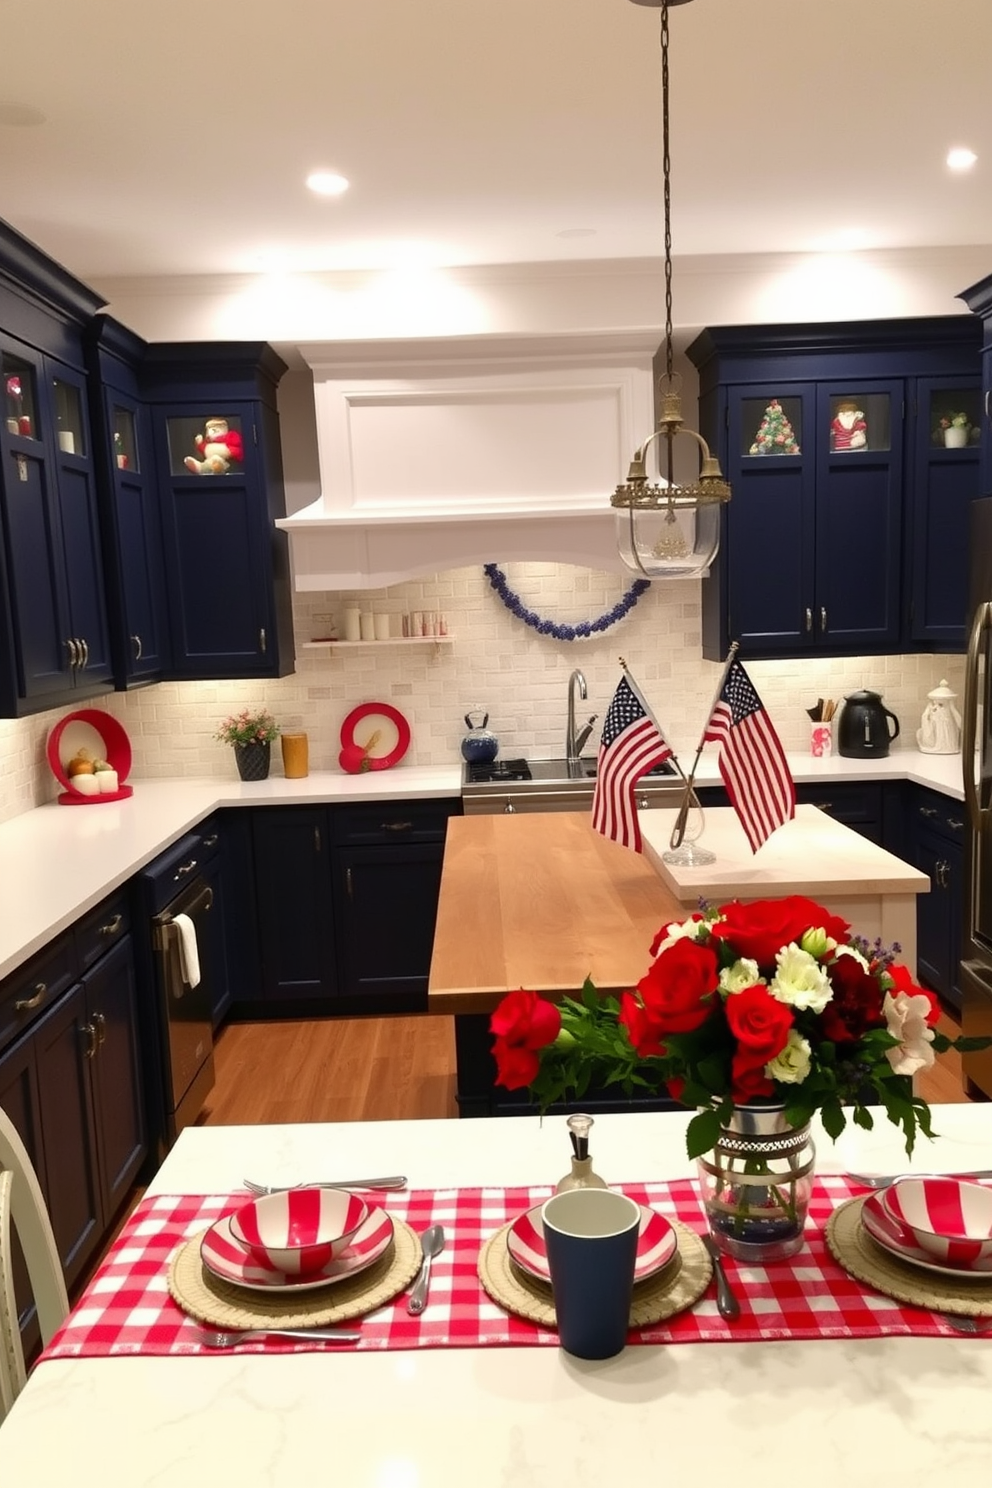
[541,1188,640,1359]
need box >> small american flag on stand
[703,656,795,852]
[591,674,673,852]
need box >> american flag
[703,657,795,852]
[591,675,673,852]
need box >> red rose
[491,1041,542,1090]
[618,990,668,1059]
[636,937,719,1035]
[666,1075,686,1103]
[730,1052,776,1103]
[711,896,851,967]
[489,988,561,1049]
[724,983,793,1062]
[820,953,884,1043]
[888,963,941,1026]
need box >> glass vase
[696,1102,814,1262]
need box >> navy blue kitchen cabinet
[694,781,888,846]
[0,1030,47,1356]
[330,800,462,1013]
[0,891,145,1302]
[909,785,966,1010]
[251,808,337,1005]
[687,318,981,661]
[957,273,992,496]
[85,316,170,686]
[140,344,295,681]
[0,222,113,715]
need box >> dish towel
[172,913,200,988]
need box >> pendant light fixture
[612,0,730,580]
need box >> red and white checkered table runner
[39,1178,978,1362]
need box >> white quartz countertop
[4,1106,992,1488]
[0,766,461,981]
[0,749,965,983]
[641,803,930,903]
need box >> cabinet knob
[15,983,46,1012]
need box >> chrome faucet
[565,669,588,777]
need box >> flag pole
[618,657,689,786]
[669,639,740,850]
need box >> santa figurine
[830,400,867,453]
[184,416,244,475]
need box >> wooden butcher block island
[428,808,930,1117]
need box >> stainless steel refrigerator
[961,495,992,1096]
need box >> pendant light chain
[661,2,674,385]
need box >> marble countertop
[3,1106,992,1487]
[0,749,965,983]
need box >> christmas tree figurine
[749,399,800,455]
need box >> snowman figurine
[916,679,962,755]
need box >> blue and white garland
[483,562,650,642]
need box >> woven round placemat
[478,1217,711,1328]
[168,1215,421,1329]
[826,1197,992,1319]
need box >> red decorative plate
[339,702,411,774]
[507,1201,677,1284]
[200,1204,394,1293]
[46,709,134,805]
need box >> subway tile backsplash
[0,564,965,824]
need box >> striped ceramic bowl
[881,1177,992,1269]
[230,1187,370,1275]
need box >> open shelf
[303,636,454,651]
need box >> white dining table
[3,1104,992,1488]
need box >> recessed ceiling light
[306,171,349,197]
[947,147,977,172]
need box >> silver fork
[243,1175,407,1195]
[199,1326,362,1348]
[846,1169,992,1190]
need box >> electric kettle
[837,689,900,759]
[460,708,499,765]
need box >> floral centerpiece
[934,411,971,447]
[490,896,989,1258]
[216,708,280,781]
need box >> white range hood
[277,330,659,590]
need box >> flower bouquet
[216,708,280,781]
[490,896,990,1256]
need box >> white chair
[0,1106,68,1421]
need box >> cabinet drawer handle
[346,866,353,899]
[65,637,79,667]
[805,607,813,633]
[382,821,413,833]
[812,800,833,812]
[131,634,143,661]
[15,983,46,1012]
[81,1022,98,1059]
[935,859,950,889]
[92,1011,107,1048]
[204,834,219,848]
[919,806,938,818]
[259,627,267,654]
[314,826,321,852]
[820,606,827,633]
[79,637,89,668]
[173,858,198,879]
[99,913,123,937]
[947,817,964,831]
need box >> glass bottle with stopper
[555,1113,608,1193]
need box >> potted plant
[935,411,971,448]
[216,708,280,781]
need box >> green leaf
[686,1107,724,1161]
[851,1104,875,1132]
[820,1098,847,1141]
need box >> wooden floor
[197,1006,968,1127]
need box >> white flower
[765,1029,812,1085]
[719,957,762,995]
[883,990,936,1076]
[768,944,834,1013]
[654,917,711,955]
[831,944,870,971]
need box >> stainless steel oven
[461,756,684,814]
[142,830,217,1143]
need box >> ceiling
[1,0,990,292]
